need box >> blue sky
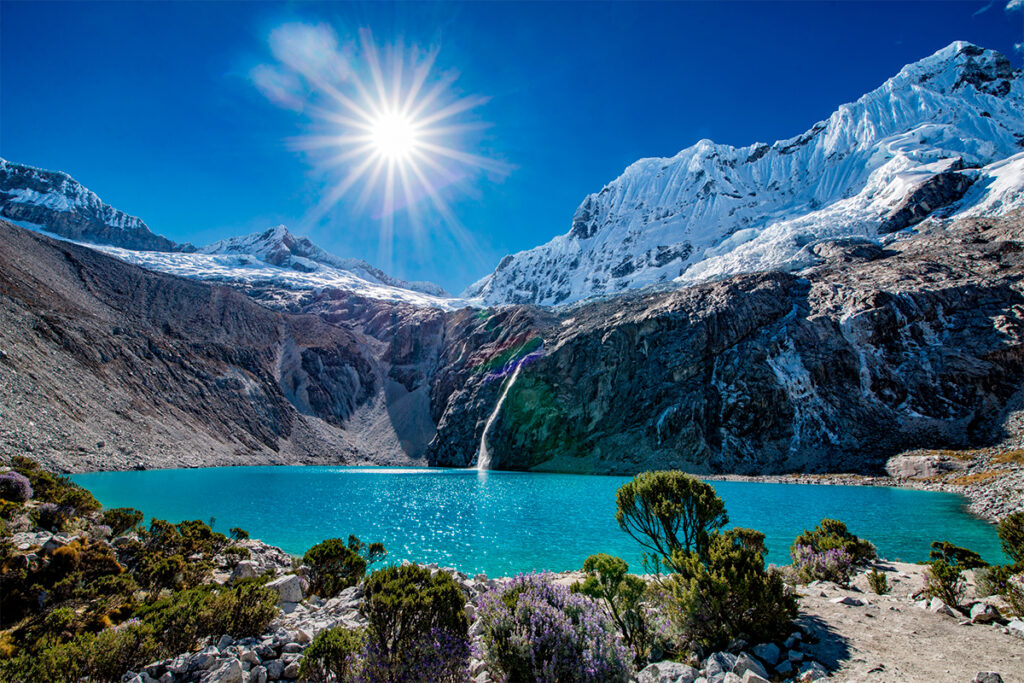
[1,1,1021,293]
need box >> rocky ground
[108,537,1023,683]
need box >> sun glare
[257,24,511,269]
[368,112,418,161]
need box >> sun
[368,111,419,161]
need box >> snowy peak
[0,158,186,252]
[201,225,447,297]
[468,42,1024,305]
[892,41,1016,96]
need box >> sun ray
[256,23,508,278]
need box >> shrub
[668,529,797,654]
[206,579,279,639]
[928,541,987,569]
[976,565,1014,598]
[32,502,71,532]
[304,539,366,597]
[298,627,365,683]
[925,559,966,608]
[791,519,876,565]
[0,471,33,502]
[998,512,1024,569]
[223,544,250,568]
[791,544,855,585]
[136,586,215,655]
[102,507,144,537]
[574,554,654,667]
[479,573,631,683]
[359,564,470,683]
[229,526,250,540]
[303,536,384,598]
[615,471,727,572]
[867,569,889,595]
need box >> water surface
[72,467,1007,576]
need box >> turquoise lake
[72,467,1008,576]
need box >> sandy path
[798,563,1023,682]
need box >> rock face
[0,220,422,471]
[0,158,184,252]
[427,211,1024,474]
[466,42,1024,306]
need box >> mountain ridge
[466,41,1024,305]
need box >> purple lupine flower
[478,573,632,682]
[0,471,32,502]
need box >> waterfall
[476,361,525,471]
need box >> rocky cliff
[428,211,1024,474]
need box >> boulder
[638,661,700,683]
[251,666,268,683]
[928,598,958,617]
[798,660,828,681]
[974,673,1004,683]
[970,602,1002,624]
[230,560,260,583]
[751,643,780,666]
[732,653,768,680]
[741,673,769,683]
[1007,618,1024,639]
[704,652,738,678]
[266,574,303,604]
[829,595,865,606]
[265,659,285,680]
[207,658,244,683]
[885,454,967,480]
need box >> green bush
[1,620,160,683]
[298,627,365,683]
[976,565,1014,598]
[206,579,279,639]
[229,526,250,540]
[867,569,889,595]
[928,541,987,569]
[998,512,1024,569]
[925,559,966,608]
[359,564,470,682]
[573,553,654,666]
[615,471,727,572]
[791,519,876,564]
[136,586,215,655]
[668,528,797,654]
[303,536,384,598]
[102,507,144,537]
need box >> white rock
[732,653,768,680]
[266,574,304,604]
[970,602,1002,624]
[637,661,700,683]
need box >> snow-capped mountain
[0,159,453,308]
[0,159,186,252]
[200,225,447,297]
[467,42,1024,305]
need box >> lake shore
[703,444,1024,524]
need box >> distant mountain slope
[468,42,1024,305]
[0,219,432,471]
[0,158,185,252]
[201,225,448,297]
